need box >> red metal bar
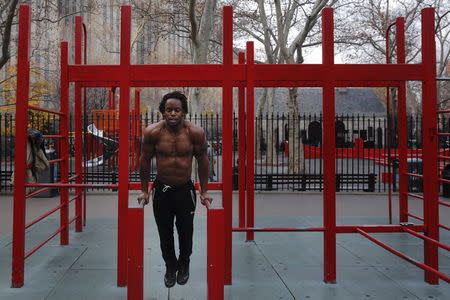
[422,7,439,284]
[404,173,423,178]
[24,226,65,259]
[246,42,255,242]
[438,223,450,231]
[68,216,77,225]
[322,7,336,284]
[60,42,70,246]
[25,187,51,199]
[118,5,132,287]
[233,227,324,232]
[407,212,424,222]
[26,202,65,229]
[396,17,408,223]
[386,21,396,225]
[438,155,450,160]
[28,106,64,115]
[357,229,449,283]
[12,5,31,288]
[336,224,425,233]
[25,183,119,188]
[437,110,450,114]
[238,52,246,229]
[75,16,83,233]
[207,207,225,300]
[48,158,64,164]
[438,201,450,208]
[222,6,233,286]
[436,132,450,136]
[127,207,144,300]
[407,193,424,200]
[438,178,450,184]
[402,227,450,251]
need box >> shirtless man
[137,91,213,288]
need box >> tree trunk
[287,87,304,174]
[266,88,278,170]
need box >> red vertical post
[127,207,144,300]
[322,7,336,284]
[396,18,408,223]
[421,8,439,285]
[246,42,255,242]
[82,22,88,227]
[11,5,31,288]
[238,52,246,228]
[118,5,132,287]
[222,6,233,285]
[207,208,225,300]
[60,42,70,246]
[75,16,83,232]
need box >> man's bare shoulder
[143,121,164,139]
[185,121,205,141]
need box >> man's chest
[156,133,193,156]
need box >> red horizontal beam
[28,106,64,115]
[232,227,324,232]
[25,183,118,189]
[24,226,64,259]
[128,182,223,191]
[402,227,450,251]
[336,224,425,233]
[406,212,424,222]
[407,193,424,200]
[405,173,423,178]
[68,64,424,84]
[439,201,450,208]
[357,228,450,283]
[439,223,450,231]
[25,187,51,199]
[25,202,64,229]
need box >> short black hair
[159,91,188,114]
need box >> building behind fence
[0,112,441,193]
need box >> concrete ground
[0,191,449,299]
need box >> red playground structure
[11,4,449,300]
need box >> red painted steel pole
[207,208,225,300]
[118,5,132,287]
[12,5,31,288]
[238,52,246,229]
[246,42,255,242]
[60,42,70,246]
[396,18,408,223]
[421,8,439,285]
[127,207,144,300]
[82,22,88,227]
[222,6,233,285]
[322,7,336,283]
[75,16,83,232]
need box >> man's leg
[153,191,177,287]
[175,189,196,285]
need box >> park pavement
[0,191,449,299]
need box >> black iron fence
[1,112,443,193]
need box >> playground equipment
[12,3,449,300]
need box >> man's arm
[193,127,213,205]
[138,126,156,204]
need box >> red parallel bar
[396,17,408,223]
[24,226,65,260]
[246,42,255,242]
[127,207,144,300]
[322,7,336,284]
[337,224,425,233]
[48,158,64,164]
[12,5,31,288]
[25,203,65,229]
[222,6,233,286]
[60,42,70,246]
[75,16,83,233]
[25,187,51,198]
[28,106,64,115]
[402,227,450,251]
[407,193,424,200]
[25,183,119,188]
[438,201,450,208]
[436,133,450,136]
[437,110,450,114]
[68,216,77,225]
[238,52,246,229]
[407,212,424,222]
[404,173,423,178]
[438,223,450,231]
[439,178,450,184]
[438,155,450,160]
[233,227,324,232]
[422,8,439,284]
[357,229,450,283]
[118,5,132,287]
[207,207,225,300]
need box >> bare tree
[0,0,19,73]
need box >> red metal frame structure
[13,3,449,294]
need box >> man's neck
[164,120,184,134]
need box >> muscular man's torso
[152,121,196,185]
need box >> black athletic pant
[152,178,196,269]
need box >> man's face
[163,98,185,126]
